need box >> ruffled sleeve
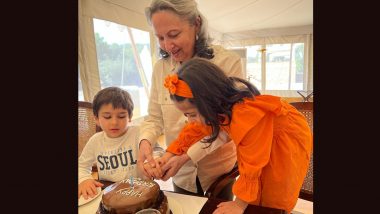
[166,122,212,155]
[232,111,275,203]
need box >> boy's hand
[78,179,104,200]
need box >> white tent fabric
[196,0,313,34]
[78,0,153,101]
[79,0,313,101]
[217,25,312,44]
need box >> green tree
[294,44,304,83]
[295,44,304,74]
[94,33,145,87]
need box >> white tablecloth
[164,191,208,214]
[292,198,313,214]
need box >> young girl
[148,58,312,213]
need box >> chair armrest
[299,189,313,202]
[205,162,239,198]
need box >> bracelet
[153,146,165,158]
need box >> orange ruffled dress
[167,95,312,212]
[166,122,212,155]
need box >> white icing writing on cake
[116,187,143,198]
[119,178,155,188]
[114,178,156,198]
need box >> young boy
[78,87,140,200]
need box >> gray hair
[145,0,214,59]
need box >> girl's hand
[78,179,104,200]
[158,152,175,166]
[212,200,247,214]
[160,153,190,181]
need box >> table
[79,191,287,214]
[200,197,287,214]
[78,190,102,214]
[165,191,208,214]
[78,190,206,214]
[78,180,294,214]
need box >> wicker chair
[290,101,313,202]
[78,101,102,174]
[78,101,99,157]
[205,162,239,199]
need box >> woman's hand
[143,157,164,179]
[137,139,156,178]
[213,198,248,214]
[78,179,104,200]
[160,153,190,181]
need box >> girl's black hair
[170,57,260,143]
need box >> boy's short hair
[92,87,134,118]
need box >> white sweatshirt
[78,126,140,184]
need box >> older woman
[137,0,243,199]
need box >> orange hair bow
[164,74,193,98]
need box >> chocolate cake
[96,178,169,214]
